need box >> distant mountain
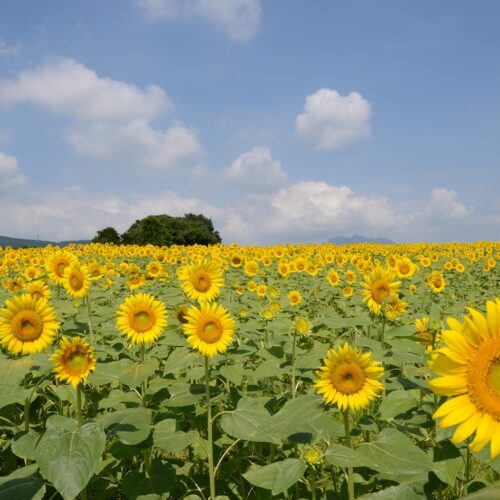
[0,235,91,249]
[328,234,394,245]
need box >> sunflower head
[294,316,311,336]
[315,342,384,412]
[0,294,59,355]
[178,260,224,303]
[63,263,91,299]
[429,299,500,458]
[46,251,76,285]
[51,336,96,388]
[116,293,167,344]
[361,266,400,315]
[183,302,235,358]
[288,290,302,307]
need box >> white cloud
[0,152,25,191]
[424,187,471,221]
[296,88,371,150]
[137,0,262,41]
[0,57,170,121]
[0,37,21,58]
[67,120,203,170]
[0,58,203,172]
[225,146,287,191]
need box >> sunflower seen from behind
[315,342,384,412]
[183,302,235,358]
[178,259,224,303]
[51,336,96,388]
[116,293,167,344]
[429,298,500,458]
[0,294,59,355]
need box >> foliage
[91,227,121,245]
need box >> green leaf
[35,421,106,500]
[0,465,45,500]
[153,419,199,453]
[220,398,272,442]
[162,383,206,408]
[0,357,33,387]
[219,364,244,386]
[243,458,306,495]
[463,481,500,499]
[118,359,159,388]
[379,390,418,419]
[88,358,131,386]
[11,430,40,460]
[355,428,433,482]
[122,459,175,499]
[164,347,202,374]
[325,444,364,467]
[0,386,30,410]
[361,480,425,499]
[100,408,152,445]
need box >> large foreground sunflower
[178,260,224,303]
[0,295,59,355]
[51,336,96,388]
[183,302,235,357]
[116,293,167,344]
[429,299,500,458]
[361,266,400,315]
[315,342,384,412]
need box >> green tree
[92,227,121,244]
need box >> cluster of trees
[92,214,221,246]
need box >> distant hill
[0,235,90,249]
[328,234,394,245]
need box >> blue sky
[0,0,499,243]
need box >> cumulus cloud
[0,58,203,171]
[296,88,371,150]
[0,152,25,191]
[0,37,21,58]
[67,120,203,170]
[424,187,471,221]
[225,146,287,191]
[0,57,170,121]
[137,0,262,41]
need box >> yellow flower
[315,342,384,412]
[342,286,353,298]
[294,316,311,336]
[361,266,400,315]
[63,263,91,299]
[27,280,52,301]
[178,260,224,303]
[183,302,235,358]
[327,269,340,286]
[46,251,77,285]
[116,293,167,344]
[256,284,267,297]
[288,290,302,306]
[0,295,59,355]
[427,271,446,293]
[50,336,96,388]
[384,296,408,320]
[429,299,500,458]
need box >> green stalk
[24,374,30,432]
[291,331,298,398]
[140,344,152,476]
[76,383,83,430]
[205,357,216,500]
[379,315,386,346]
[86,295,94,343]
[343,410,355,500]
[309,469,317,500]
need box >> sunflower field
[0,241,499,500]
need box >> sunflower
[327,269,340,286]
[342,286,354,298]
[294,316,311,336]
[315,342,384,412]
[415,316,442,351]
[244,260,259,277]
[361,266,400,315]
[0,295,59,355]
[127,273,146,290]
[427,271,446,293]
[256,284,267,297]
[429,299,500,458]
[50,336,96,388]
[146,261,164,279]
[63,263,91,299]
[178,260,224,303]
[182,302,235,357]
[116,293,167,344]
[27,280,52,301]
[395,257,417,279]
[46,251,77,285]
[288,290,302,306]
[384,296,408,320]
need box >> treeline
[92,214,221,246]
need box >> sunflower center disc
[67,354,88,374]
[12,311,43,341]
[199,321,222,343]
[372,279,390,303]
[193,272,211,292]
[56,262,66,277]
[70,272,84,291]
[132,311,154,332]
[399,264,410,275]
[468,340,500,420]
[331,363,366,395]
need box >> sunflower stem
[343,410,355,500]
[291,331,298,398]
[24,373,30,433]
[205,357,216,500]
[86,296,94,343]
[309,469,317,500]
[76,383,83,430]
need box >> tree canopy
[93,214,221,246]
